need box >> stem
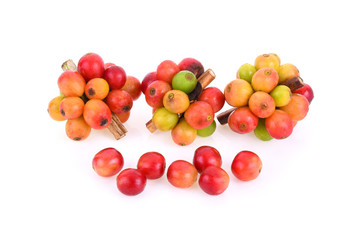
[61,59,77,71]
[281,76,305,92]
[216,107,237,125]
[198,69,216,89]
[107,114,128,140]
[188,82,203,101]
[146,119,157,133]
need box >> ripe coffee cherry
[116,169,147,196]
[137,152,166,179]
[92,148,124,177]
[78,53,105,81]
[104,65,127,90]
[199,166,230,195]
[193,146,222,173]
[167,160,198,188]
[231,151,262,181]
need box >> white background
[1,0,358,239]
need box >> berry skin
[122,76,142,100]
[137,152,166,179]
[48,96,66,121]
[184,101,214,130]
[253,118,273,141]
[163,90,190,114]
[167,160,198,188]
[199,166,230,195]
[228,107,259,134]
[106,89,133,115]
[251,67,279,93]
[141,72,157,94]
[294,83,314,104]
[59,97,84,120]
[145,80,172,108]
[231,151,262,181]
[152,107,179,131]
[198,87,225,113]
[193,146,222,173]
[65,117,91,141]
[265,110,293,139]
[278,63,299,84]
[172,70,197,94]
[236,63,256,83]
[58,71,86,97]
[104,65,127,90]
[224,79,253,107]
[279,93,309,121]
[248,91,276,118]
[78,53,105,82]
[85,78,109,100]
[83,99,112,130]
[171,119,197,146]
[178,58,204,78]
[116,169,147,196]
[197,121,216,137]
[92,148,124,177]
[254,53,280,72]
[156,60,180,84]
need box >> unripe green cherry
[172,70,197,94]
[254,118,273,141]
[236,63,256,83]
[270,85,292,107]
[197,120,216,137]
